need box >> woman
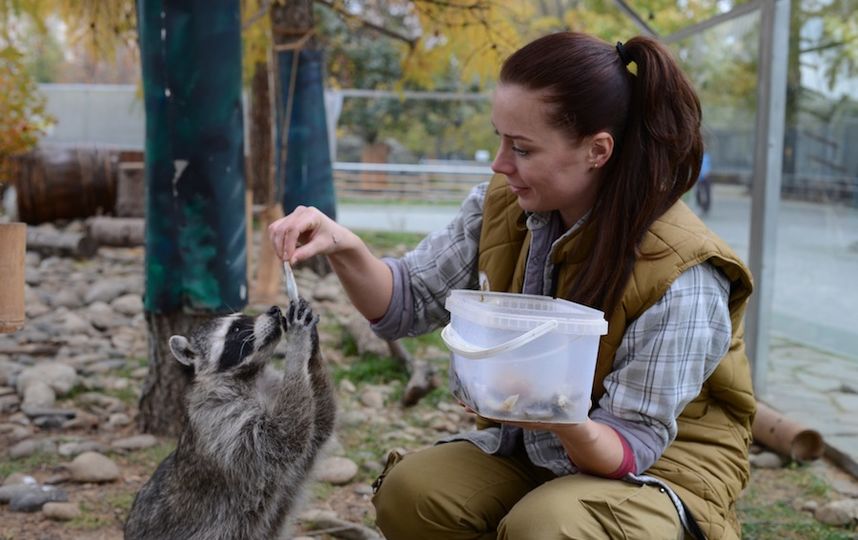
[269,32,754,540]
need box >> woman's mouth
[508,184,530,196]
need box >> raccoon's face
[168,306,284,376]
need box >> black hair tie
[616,41,632,66]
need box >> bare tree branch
[314,0,418,47]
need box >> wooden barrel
[0,223,26,333]
[10,147,118,224]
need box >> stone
[111,293,143,317]
[0,484,38,503]
[58,440,109,458]
[749,451,783,469]
[0,393,20,414]
[8,438,57,459]
[360,389,385,409]
[42,501,80,521]
[2,473,36,487]
[16,363,78,397]
[111,434,158,451]
[22,381,56,409]
[337,410,370,428]
[85,302,123,330]
[814,499,858,526]
[84,279,129,304]
[8,486,68,512]
[67,452,120,483]
[314,457,358,485]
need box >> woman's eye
[511,145,529,157]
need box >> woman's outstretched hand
[268,205,354,264]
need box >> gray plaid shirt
[371,182,732,477]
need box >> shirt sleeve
[370,182,487,340]
[589,262,732,474]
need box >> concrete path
[339,185,858,473]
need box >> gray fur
[125,300,336,540]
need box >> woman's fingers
[268,206,341,264]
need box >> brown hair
[499,32,703,314]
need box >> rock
[22,381,57,409]
[315,456,359,485]
[107,413,132,428]
[86,302,123,330]
[749,451,783,469]
[111,434,158,451]
[62,410,100,430]
[111,293,143,316]
[9,486,68,512]
[43,501,80,521]
[338,410,370,428]
[0,484,39,503]
[814,499,858,526]
[8,438,57,459]
[20,406,76,420]
[16,362,78,396]
[353,483,374,496]
[33,415,69,429]
[58,440,109,458]
[50,288,82,309]
[55,310,96,336]
[0,393,20,413]
[66,452,120,483]
[84,279,130,304]
[339,379,357,394]
[2,473,36,487]
[360,389,385,409]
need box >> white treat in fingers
[283,261,300,303]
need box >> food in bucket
[450,369,588,422]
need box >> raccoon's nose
[267,306,282,318]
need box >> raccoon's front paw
[284,298,319,364]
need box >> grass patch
[69,501,113,530]
[739,466,855,539]
[333,354,409,386]
[121,440,176,469]
[355,230,424,254]
[0,451,65,478]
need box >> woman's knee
[372,448,466,539]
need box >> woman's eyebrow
[491,124,534,142]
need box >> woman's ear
[587,132,614,170]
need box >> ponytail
[499,32,704,314]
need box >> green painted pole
[139,0,247,314]
[136,0,246,435]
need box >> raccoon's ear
[169,336,198,367]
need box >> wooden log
[9,147,118,224]
[26,227,97,258]
[87,217,144,247]
[0,223,26,333]
[116,162,146,217]
[752,401,824,462]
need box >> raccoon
[124,299,336,540]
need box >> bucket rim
[445,290,608,335]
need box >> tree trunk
[137,0,247,436]
[249,61,275,205]
[271,0,335,277]
[137,312,209,436]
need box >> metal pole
[745,0,791,398]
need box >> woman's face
[490,83,604,228]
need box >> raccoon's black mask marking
[218,316,256,372]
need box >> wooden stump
[0,223,26,333]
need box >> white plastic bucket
[442,290,608,424]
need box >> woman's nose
[491,147,514,176]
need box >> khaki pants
[373,441,683,540]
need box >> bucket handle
[441,320,559,360]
